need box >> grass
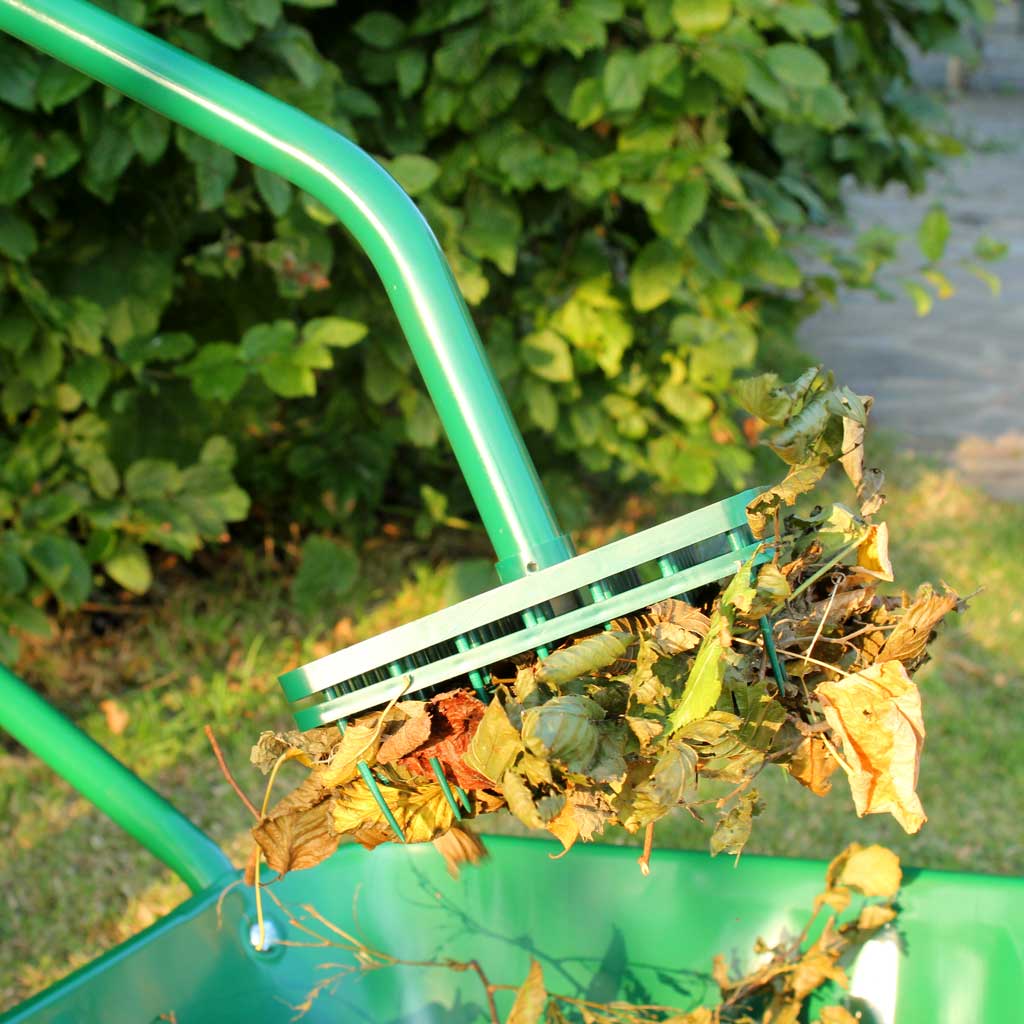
[1,455,1022,1012]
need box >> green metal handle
[0,665,233,893]
[0,0,572,582]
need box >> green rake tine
[726,529,788,688]
[429,757,465,820]
[453,635,490,700]
[454,786,473,814]
[356,760,406,843]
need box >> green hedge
[0,0,992,655]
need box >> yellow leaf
[826,842,902,898]
[546,800,580,857]
[506,959,546,1024]
[856,903,898,931]
[816,662,926,833]
[788,735,840,796]
[857,522,893,581]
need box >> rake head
[279,488,771,731]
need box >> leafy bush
[0,0,993,657]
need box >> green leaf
[121,332,196,365]
[130,109,171,164]
[292,535,360,614]
[0,210,37,261]
[254,167,293,216]
[103,541,153,595]
[25,536,91,608]
[204,0,256,48]
[400,388,442,447]
[36,61,91,113]
[386,154,441,196]
[522,329,574,383]
[521,695,605,769]
[353,11,406,49]
[21,332,64,388]
[710,789,762,857]
[672,0,732,35]
[125,459,182,499]
[973,234,1008,262]
[0,542,28,595]
[568,77,605,127]
[536,632,631,685]
[178,343,248,402]
[302,317,367,349]
[0,40,39,111]
[603,51,646,112]
[522,377,559,433]
[6,602,51,637]
[396,49,428,98]
[200,435,237,469]
[917,206,950,263]
[775,3,837,39]
[240,320,297,361]
[463,191,522,275]
[245,0,281,29]
[463,698,523,784]
[630,239,684,312]
[765,43,831,88]
[177,130,237,211]
[506,960,546,1024]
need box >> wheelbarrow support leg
[0,665,233,894]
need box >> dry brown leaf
[879,584,959,668]
[817,1006,860,1024]
[100,699,130,736]
[625,715,664,747]
[250,802,339,880]
[251,727,338,773]
[790,950,848,1000]
[432,824,488,878]
[788,736,840,796]
[398,690,491,790]
[376,702,433,763]
[817,662,926,833]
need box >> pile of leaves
[248,368,960,881]
[268,840,905,1024]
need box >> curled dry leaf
[432,824,488,879]
[817,661,927,833]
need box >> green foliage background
[0,0,991,656]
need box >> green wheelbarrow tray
[2,836,1022,1024]
[0,3,1021,1021]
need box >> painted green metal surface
[0,665,233,894]
[3,837,1021,1023]
[0,0,571,582]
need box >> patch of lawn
[1,459,1021,1011]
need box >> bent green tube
[0,665,233,893]
[0,0,572,581]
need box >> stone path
[799,92,1024,501]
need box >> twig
[204,725,260,819]
[638,822,655,877]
